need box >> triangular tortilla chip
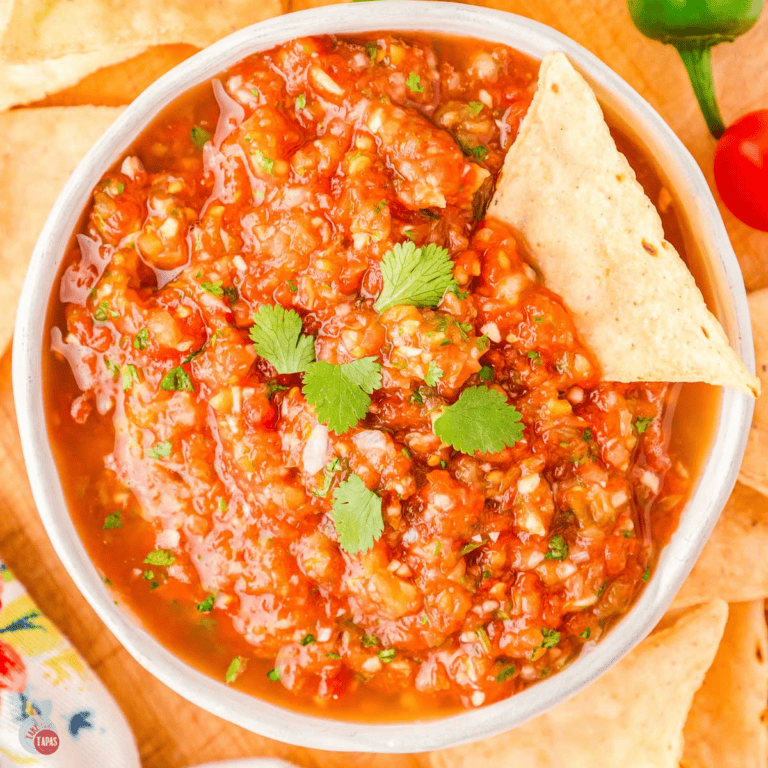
[0,0,283,62]
[739,289,768,495]
[0,106,124,355]
[489,52,758,397]
[0,46,145,111]
[682,600,768,768]
[674,483,768,608]
[430,600,728,768]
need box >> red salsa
[46,33,716,719]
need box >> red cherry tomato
[714,109,768,232]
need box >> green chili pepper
[627,0,764,138]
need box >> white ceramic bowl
[13,0,756,754]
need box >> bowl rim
[12,0,756,753]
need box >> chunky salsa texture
[48,33,697,717]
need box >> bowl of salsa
[12,0,756,753]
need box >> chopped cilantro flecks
[190,126,211,150]
[544,535,568,561]
[478,365,494,381]
[226,656,244,683]
[296,93,306,109]
[361,634,380,647]
[642,567,651,583]
[160,366,193,392]
[300,633,316,646]
[378,648,396,663]
[133,328,149,350]
[634,416,654,434]
[406,72,424,93]
[197,595,215,613]
[580,628,591,639]
[266,667,281,681]
[467,101,484,116]
[460,539,485,557]
[144,549,175,567]
[496,663,516,683]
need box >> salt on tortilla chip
[430,600,727,768]
[0,106,124,355]
[0,0,283,63]
[0,46,145,111]
[674,483,768,608]
[739,289,768,495]
[681,601,768,768]
[489,52,759,397]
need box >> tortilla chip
[489,52,759,397]
[681,601,768,768]
[0,106,124,355]
[32,45,198,108]
[430,600,727,768]
[0,0,283,63]
[739,289,768,495]
[0,44,149,110]
[674,483,768,608]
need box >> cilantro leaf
[433,386,524,454]
[406,72,424,93]
[190,126,211,149]
[197,595,215,613]
[249,304,316,374]
[103,511,123,530]
[160,366,193,392]
[634,416,654,434]
[374,242,457,313]
[331,473,383,554]
[496,663,516,683]
[303,358,382,434]
[144,549,175,566]
[544,535,568,561]
[300,633,316,646]
[425,361,443,387]
[146,441,172,460]
[467,101,484,116]
[296,93,306,109]
[200,280,224,297]
[226,656,244,683]
[133,328,149,350]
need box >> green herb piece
[265,381,288,399]
[104,359,119,379]
[476,626,491,652]
[583,428,592,442]
[433,542,442,555]
[296,93,306,109]
[526,351,541,365]
[225,656,243,683]
[200,280,224,297]
[621,529,633,539]
[425,362,443,387]
[121,364,139,391]
[222,285,238,304]
[477,366,494,382]
[460,539,485,556]
[410,388,424,406]
[373,199,387,214]
[142,571,154,580]
[133,328,149,350]
[433,386,524,454]
[182,347,205,365]
[470,145,488,161]
[634,416,654,434]
[300,633,316,646]
[421,208,440,220]
[544,534,569,561]
[326,652,342,659]
[374,242,456,313]
[287,280,298,293]
[160,366,193,392]
[403,229,417,242]
[303,357,382,434]
[406,72,424,93]
[146,441,172,460]
[378,648,396,663]
[482,569,491,579]
[597,581,608,597]
[531,628,561,660]
[218,498,228,512]
[580,627,591,639]
[150,581,160,590]
[496,663,516,683]
[103,577,113,585]
[467,101,484,116]
[190,126,211,150]
[103,511,123,530]
[365,41,379,60]
[642,566,651,583]
[94,300,111,322]
[144,549,175,567]
[330,474,383,554]
[249,304,316,374]
[197,595,215,613]
[361,634,380,647]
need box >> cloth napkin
[0,560,140,766]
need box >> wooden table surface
[1,1,767,765]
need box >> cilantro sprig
[249,304,316,374]
[374,242,457,313]
[433,387,524,454]
[330,473,383,555]
[303,358,382,435]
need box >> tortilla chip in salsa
[489,52,759,397]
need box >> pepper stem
[675,43,725,139]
